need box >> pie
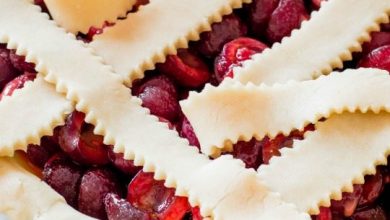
[0,0,389,219]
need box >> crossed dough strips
[259,112,390,214]
[183,69,390,214]
[233,0,390,85]
[43,0,135,34]
[0,157,94,219]
[89,0,251,85]
[0,0,388,218]
[0,0,309,219]
[181,0,390,215]
[182,68,390,156]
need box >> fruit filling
[1,0,390,219]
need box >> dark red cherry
[358,45,390,72]
[351,206,386,220]
[139,86,180,121]
[266,0,309,43]
[58,111,110,165]
[26,136,60,168]
[196,14,248,57]
[104,193,150,220]
[0,47,19,91]
[231,138,263,169]
[362,32,390,55]
[311,0,326,9]
[191,207,203,220]
[78,168,123,220]
[247,0,280,37]
[108,147,142,176]
[214,37,267,82]
[43,153,84,208]
[133,74,177,99]
[179,117,200,148]
[0,72,36,100]
[331,185,363,217]
[158,49,210,88]
[9,50,36,73]
[262,134,289,164]
[315,207,332,220]
[358,172,384,208]
[127,171,190,218]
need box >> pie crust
[182,68,390,156]
[233,0,390,85]
[43,0,135,34]
[0,0,389,219]
[0,0,308,219]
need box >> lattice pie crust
[0,0,389,219]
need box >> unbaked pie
[0,0,390,219]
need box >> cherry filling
[1,0,389,219]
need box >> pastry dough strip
[44,0,136,34]
[0,157,94,220]
[0,77,72,157]
[0,0,308,219]
[233,0,390,85]
[90,0,252,85]
[258,112,390,214]
[182,68,390,156]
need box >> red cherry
[104,193,150,220]
[139,86,180,121]
[43,153,84,208]
[190,207,203,220]
[0,72,36,100]
[358,172,384,208]
[266,0,309,43]
[262,134,290,164]
[133,74,177,99]
[0,47,19,91]
[58,111,110,165]
[127,171,190,218]
[362,32,390,55]
[214,37,268,82]
[196,14,248,57]
[9,50,36,73]
[158,49,210,88]
[247,0,280,37]
[315,207,332,220]
[331,185,363,217]
[27,136,60,160]
[358,45,390,72]
[179,117,200,148]
[351,206,386,220]
[108,147,142,176]
[231,138,263,169]
[311,0,326,10]
[78,168,123,219]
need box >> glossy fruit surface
[78,168,122,219]
[196,14,247,57]
[266,0,309,43]
[158,49,210,88]
[58,111,110,165]
[214,37,267,81]
[127,171,190,219]
[104,193,150,220]
[43,154,84,208]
